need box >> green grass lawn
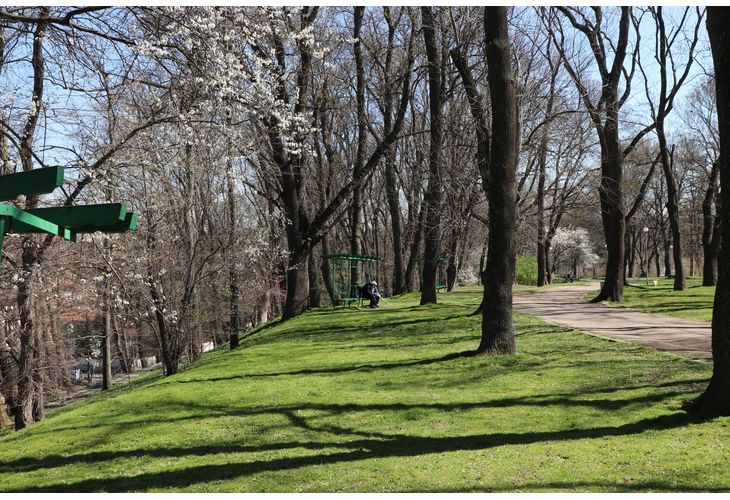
[516,278,594,295]
[588,277,715,322]
[0,287,728,492]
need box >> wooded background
[0,6,721,428]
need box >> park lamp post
[643,227,650,286]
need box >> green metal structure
[323,253,378,307]
[419,256,448,291]
[0,166,138,264]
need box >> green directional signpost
[0,166,138,263]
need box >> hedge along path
[512,281,712,362]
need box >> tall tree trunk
[536,50,557,287]
[15,242,37,430]
[404,202,425,293]
[102,278,113,390]
[554,7,631,303]
[385,144,405,294]
[146,228,179,376]
[420,7,444,306]
[350,6,366,266]
[13,13,47,431]
[308,250,321,308]
[380,7,404,296]
[320,234,335,303]
[623,235,629,281]
[446,228,458,292]
[663,233,673,277]
[660,140,686,290]
[592,117,625,302]
[692,7,730,414]
[478,6,518,355]
[545,239,553,284]
[536,142,547,286]
[703,160,720,286]
[478,232,488,286]
[0,339,16,427]
[649,5,701,290]
[225,115,241,348]
[31,327,44,423]
[283,249,310,320]
[112,314,130,374]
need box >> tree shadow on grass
[240,313,476,350]
[155,350,476,385]
[401,481,729,493]
[4,411,713,492]
[1,381,711,477]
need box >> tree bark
[320,234,335,303]
[224,111,241,349]
[663,233,673,277]
[15,241,37,430]
[446,228,458,292]
[382,8,405,295]
[592,109,626,302]
[102,278,112,391]
[554,7,632,303]
[420,6,443,306]
[349,6,366,264]
[545,239,553,284]
[692,7,730,415]
[478,6,518,355]
[14,16,47,430]
[384,144,405,294]
[647,7,702,291]
[703,160,720,286]
[536,50,558,287]
[308,250,321,308]
[660,141,686,290]
[282,250,310,320]
[403,199,423,293]
[274,8,412,318]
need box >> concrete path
[513,281,712,362]
[44,363,161,412]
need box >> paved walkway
[513,281,712,362]
[45,363,161,412]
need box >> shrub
[515,256,538,286]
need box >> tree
[0,6,170,429]
[419,7,444,305]
[479,6,519,354]
[550,227,599,278]
[549,7,644,303]
[691,7,730,415]
[683,78,721,286]
[637,7,704,291]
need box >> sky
[0,6,716,175]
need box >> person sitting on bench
[358,281,380,308]
[369,281,381,308]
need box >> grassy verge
[585,277,714,322]
[515,278,595,295]
[0,287,727,492]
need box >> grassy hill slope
[0,287,728,492]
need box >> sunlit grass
[587,277,714,322]
[0,286,727,492]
